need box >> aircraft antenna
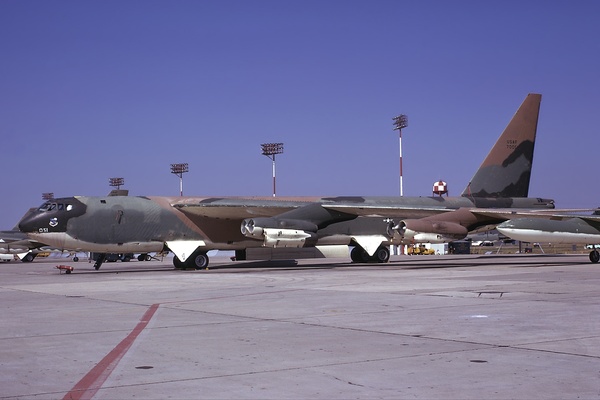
[392,114,408,196]
[42,192,54,200]
[170,163,189,196]
[261,143,284,197]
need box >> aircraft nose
[497,220,515,230]
[498,219,533,230]
[18,197,86,234]
[18,212,45,233]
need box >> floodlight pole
[261,143,284,197]
[392,115,408,197]
[109,177,124,190]
[170,163,189,196]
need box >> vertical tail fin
[461,93,541,198]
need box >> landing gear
[94,253,106,270]
[190,252,209,269]
[173,255,186,269]
[21,252,36,263]
[590,250,600,264]
[351,246,390,263]
[172,251,210,270]
[351,246,369,263]
[372,246,391,263]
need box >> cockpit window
[38,202,73,212]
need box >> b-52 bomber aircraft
[0,229,41,262]
[0,208,49,262]
[18,93,554,270]
[497,209,600,263]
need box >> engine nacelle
[395,219,468,243]
[241,218,318,247]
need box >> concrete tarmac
[1,254,600,399]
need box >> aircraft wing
[0,233,46,254]
[470,208,599,221]
[171,198,314,219]
[173,197,455,220]
[322,204,451,219]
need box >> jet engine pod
[241,219,263,237]
[395,219,468,243]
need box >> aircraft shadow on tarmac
[52,254,589,275]
[396,254,588,270]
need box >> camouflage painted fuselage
[18,194,554,253]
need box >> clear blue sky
[1,0,599,227]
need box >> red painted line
[63,303,159,400]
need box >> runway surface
[1,254,599,399]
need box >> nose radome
[18,197,87,234]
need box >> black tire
[350,247,369,263]
[138,254,146,261]
[188,252,209,270]
[21,253,35,263]
[73,256,79,262]
[590,250,600,264]
[372,246,390,263]
[172,256,186,269]
[145,255,152,261]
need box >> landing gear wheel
[188,252,209,270]
[590,250,600,264]
[173,256,186,269]
[350,247,369,263]
[93,254,106,270]
[372,246,390,263]
[22,253,35,263]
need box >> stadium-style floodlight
[109,177,125,190]
[42,192,54,201]
[392,114,408,197]
[261,143,284,197]
[170,163,189,196]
